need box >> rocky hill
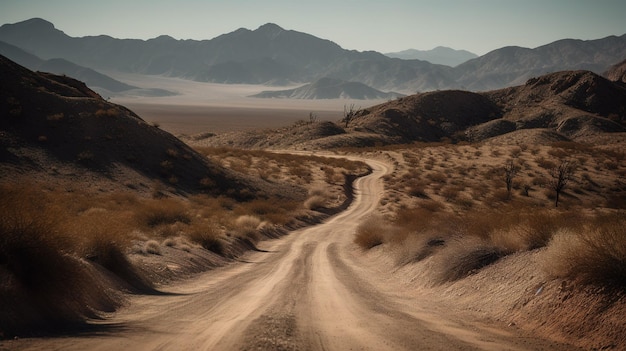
[195,70,626,149]
[0,54,277,199]
[605,58,626,84]
[250,77,404,100]
[2,18,625,93]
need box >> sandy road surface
[5,159,576,351]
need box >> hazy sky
[1,0,625,55]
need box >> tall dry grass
[0,184,124,336]
[542,213,626,287]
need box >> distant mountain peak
[17,17,55,29]
[149,34,176,42]
[256,23,285,38]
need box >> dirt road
[5,159,576,351]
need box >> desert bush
[235,215,262,230]
[143,240,162,255]
[536,156,557,170]
[304,195,327,210]
[135,198,191,228]
[0,184,123,336]
[187,224,225,255]
[354,217,390,250]
[406,179,429,198]
[441,185,463,202]
[426,171,447,184]
[489,188,513,204]
[543,213,626,287]
[434,237,505,283]
[394,234,446,266]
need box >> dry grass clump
[235,215,262,230]
[354,216,393,250]
[543,213,626,287]
[304,186,330,211]
[134,198,191,228]
[0,184,124,336]
[186,223,225,255]
[434,237,506,283]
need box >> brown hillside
[489,70,626,122]
[195,69,626,150]
[0,54,283,199]
[350,90,501,143]
[604,58,626,84]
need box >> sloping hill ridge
[0,54,271,199]
[250,77,405,99]
[1,18,625,92]
[196,70,626,149]
[353,70,626,143]
[0,40,136,92]
[605,58,626,84]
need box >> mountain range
[1,18,625,93]
[384,47,478,67]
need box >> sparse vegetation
[356,141,626,290]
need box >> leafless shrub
[548,160,576,207]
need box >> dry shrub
[543,214,626,287]
[354,217,391,250]
[427,171,448,184]
[489,188,512,204]
[394,233,446,266]
[187,224,225,255]
[235,215,262,230]
[308,185,329,198]
[441,185,462,202]
[0,184,123,336]
[434,237,506,283]
[419,200,445,213]
[536,156,557,170]
[406,179,429,198]
[135,198,191,228]
[305,195,327,210]
[143,240,162,255]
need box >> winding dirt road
[7,159,576,351]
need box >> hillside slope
[0,40,137,92]
[0,54,274,199]
[605,58,626,84]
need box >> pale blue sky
[1,0,625,55]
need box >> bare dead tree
[548,160,576,207]
[342,104,360,128]
[503,158,519,199]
